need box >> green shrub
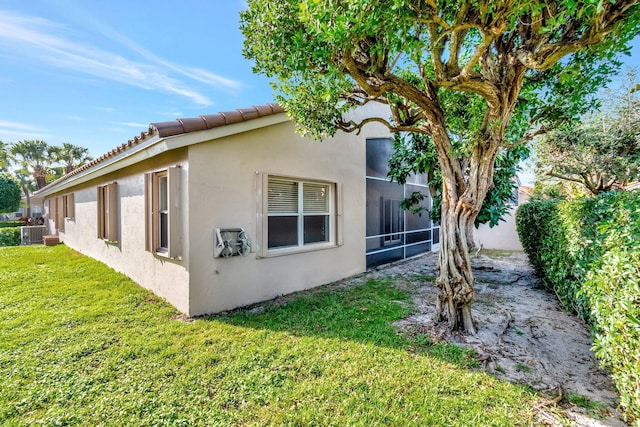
[516,191,640,424]
[0,221,24,228]
[0,227,21,246]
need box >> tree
[9,140,60,218]
[10,140,59,190]
[0,173,21,214]
[241,0,640,333]
[388,132,529,249]
[0,141,9,172]
[535,71,640,194]
[55,142,93,175]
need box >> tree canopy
[241,0,640,333]
[534,70,640,194]
[0,173,21,214]
[0,141,9,173]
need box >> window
[97,183,118,242]
[258,174,341,256]
[145,167,181,258]
[383,198,403,245]
[62,193,75,221]
[48,193,74,233]
[48,198,57,231]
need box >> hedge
[0,227,21,246]
[516,191,640,424]
[0,220,24,229]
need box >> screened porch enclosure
[365,138,440,268]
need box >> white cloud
[0,121,41,131]
[157,111,183,117]
[0,10,242,106]
[118,122,148,128]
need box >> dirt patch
[369,251,625,427]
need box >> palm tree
[56,142,93,175]
[10,140,59,218]
[10,140,57,190]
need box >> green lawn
[1,245,538,426]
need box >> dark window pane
[405,184,431,231]
[159,212,168,249]
[268,216,298,248]
[383,199,403,244]
[366,178,404,237]
[406,230,430,244]
[366,138,394,178]
[406,242,431,258]
[433,227,440,244]
[304,215,329,244]
[366,247,403,268]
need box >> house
[1,194,44,221]
[36,103,438,316]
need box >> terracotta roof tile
[37,103,285,194]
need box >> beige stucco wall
[47,151,191,313]
[42,105,395,317]
[473,189,529,251]
[186,118,384,316]
[473,207,523,251]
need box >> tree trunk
[33,166,47,190]
[465,219,476,251]
[432,139,498,334]
[21,183,31,218]
[434,176,478,334]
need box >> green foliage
[0,245,540,425]
[516,192,640,423]
[0,227,20,246]
[241,0,639,141]
[0,140,9,172]
[535,70,640,194]
[7,140,92,191]
[389,133,528,227]
[0,173,21,213]
[0,221,24,228]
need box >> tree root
[497,309,513,346]
[533,384,565,425]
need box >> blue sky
[0,1,639,159]
[0,1,273,157]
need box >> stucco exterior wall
[186,119,382,315]
[473,207,523,251]
[40,105,396,317]
[47,151,191,313]
[473,189,530,251]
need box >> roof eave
[36,112,289,197]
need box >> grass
[478,249,514,259]
[0,245,541,426]
[565,392,608,417]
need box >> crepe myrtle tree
[241,0,640,333]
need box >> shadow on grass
[208,278,478,369]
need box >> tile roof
[38,103,285,193]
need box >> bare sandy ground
[367,251,625,426]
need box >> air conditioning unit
[21,226,47,245]
[214,228,252,258]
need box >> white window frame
[256,173,342,258]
